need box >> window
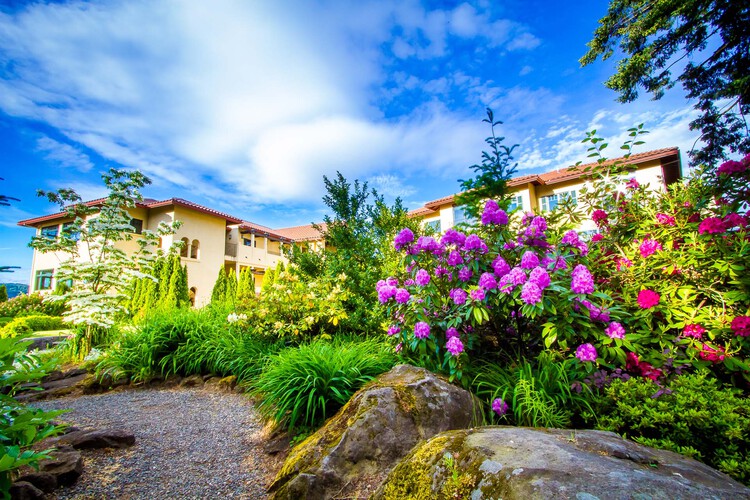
[190,239,200,259]
[41,225,59,239]
[129,218,143,234]
[426,220,442,232]
[62,222,80,241]
[508,195,523,212]
[243,238,253,247]
[35,269,54,291]
[180,237,189,258]
[453,206,474,226]
[540,190,577,212]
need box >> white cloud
[36,136,94,172]
[369,174,416,199]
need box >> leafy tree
[581,0,750,166]
[31,168,179,356]
[0,286,6,303]
[455,108,518,219]
[261,265,276,294]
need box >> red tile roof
[145,198,244,223]
[275,223,326,242]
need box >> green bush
[0,315,66,338]
[251,337,397,431]
[0,318,11,328]
[471,353,593,428]
[0,293,66,319]
[586,371,750,485]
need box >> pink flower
[415,269,431,286]
[387,325,401,336]
[682,324,706,339]
[414,321,431,339]
[394,288,411,304]
[605,322,626,339]
[717,159,746,176]
[637,289,660,309]
[458,267,473,282]
[575,343,597,362]
[730,316,750,337]
[699,343,725,363]
[592,209,609,227]
[591,233,604,243]
[470,288,486,301]
[520,281,542,305]
[639,239,662,258]
[446,327,459,339]
[528,266,550,289]
[446,336,464,356]
[520,251,540,269]
[492,256,511,277]
[615,257,632,271]
[446,250,463,267]
[723,213,748,229]
[393,228,414,250]
[655,213,676,226]
[626,177,640,189]
[450,288,467,306]
[698,217,725,235]
[570,265,594,294]
[478,272,498,290]
[492,398,509,416]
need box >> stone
[15,472,57,493]
[39,448,83,487]
[179,374,204,387]
[9,481,44,500]
[374,427,750,499]
[218,375,238,391]
[269,364,479,500]
[49,428,136,449]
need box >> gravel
[35,387,280,499]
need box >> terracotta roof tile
[408,207,437,217]
[145,198,244,223]
[274,223,326,242]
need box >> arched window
[190,239,200,259]
[180,237,189,258]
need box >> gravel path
[35,387,281,499]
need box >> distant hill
[0,282,29,299]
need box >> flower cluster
[576,343,597,362]
[717,154,750,176]
[637,289,660,309]
[481,200,509,225]
[492,398,509,416]
[639,238,662,258]
[655,213,676,226]
[682,323,706,339]
[731,316,750,337]
[591,209,609,227]
[604,321,625,339]
[570,265,594,294]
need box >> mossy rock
[269,364,479,499]
[374,427,750,500]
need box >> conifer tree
[178,264,190,307]
[261,266,276,294]
[211,266,228,304]
[237,267,255,300]
[225,269,238,304]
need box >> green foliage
[0,286,6,303]
[471,353,593,428]
[581,0,750,166]
[0,314,66,338]
[0,293,66,319]
[251,337,397,431]
[586,371,750,485]
[261,265,276,294]
[210,267,238,305]
[0,338,66,496]
[455,108,518,219]
[97,308,281,384]
[128,254,190,316]
[237,267,255,300]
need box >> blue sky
[0,0,702,285]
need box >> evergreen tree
[261,265,276,294]
[178,264,190,307]
[237,267,255,300]
[210,266,228,304]
[0,285,7,303]
[163,254,181,309]
[225,269,238,304]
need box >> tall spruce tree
[210,266,228,304]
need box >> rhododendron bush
[379,145,750,389]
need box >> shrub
[585,371,750,485]
[0,293,66,319]
[0,314,66,338]
[251,337,397,431]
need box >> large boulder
[374,426,750,499]
[268,364,479,499]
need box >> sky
[0,0,703,285]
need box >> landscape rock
[49,428,136,450]
[179,374,204,387]
[269,364,479,500]
[14,472,57,493]
[9,481,44,500]
[39,448,83,487]
[374,426,750,499]
[218,375,238,391]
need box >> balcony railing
[225,242,237,257]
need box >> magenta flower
[393,228,414,250]
[730,316,750,337]
[415,269,431,286]
[450,288,467,305]
[414,321,431,339]
[520,251,540,269]
[464,234,484,251]
[446,336,464,356]
[528,266,550,289]
[492,398,509,416]
[605,322,625,339]
[520,281,542,305]
[470,288,486,301]
[377,285,397,303]
[615,257,632,271]
[698,217,725,235]
[591,233,604,243]
[387,325,401,336]
[699,343,725,363]
[626,177,640,189]
[492,256,511,277]
[639,239,663,258]
[441,229,466,247]
[575,343,597,362]
[570,265,594,294]
[386,277,398,287]
[637,289,660,309]
[561,230,580,246]
[717,159,746,176]
[458,267,473,282]
[446,250,463,267]
[446,327,459,339]
[394,288,411,304]
[682,324,706,339]
[479,272,498,290]
[724,213,748,229]
[655,213,676,226]
[591,209,609,227]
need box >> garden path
[36,386,281,499]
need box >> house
[17,197,325,306]
[410,147,682,233]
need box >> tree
[31,168,179,356]
[210,267,228,304]
[237,267,255,300]
[581,0,750,166]
[455,108,518,219]
[0,285,7,303]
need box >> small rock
[39,449,83,487]
[9,481,44,500]
[50,428,136,449]
[180,375,205,387]
[218,375,237,391]
[15,472,57,493]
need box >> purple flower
[464,234,484,251]
[528,267,550,289]
[470,288,486,301]
[481,200,509,225]
[446,336,464,356]
[524,216,548,239]
[479,272,498,290]
[386,277,398,287]
[394,288,411,304]
[441,229,466,247]
[639,239,662,258]
[387,325,401,336]
[447,250,463,267]
[415,269,431,286]
[520,251,540,269]
[416,236,443,255]
[393,228,414,250]
[450,288,467,305]
[561,230,580,246]
[377,285,397,303]
[605,322,625,339]
[575,343,597,362]
[508,267,527,286]
[414,321,431,339]
[571,264,594,294]
[492,256,511,277]
[458,267,473,282]
[435,266,452,279]
[404,279,415,286]
[520,281,542,305]
[492,398,509,416]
